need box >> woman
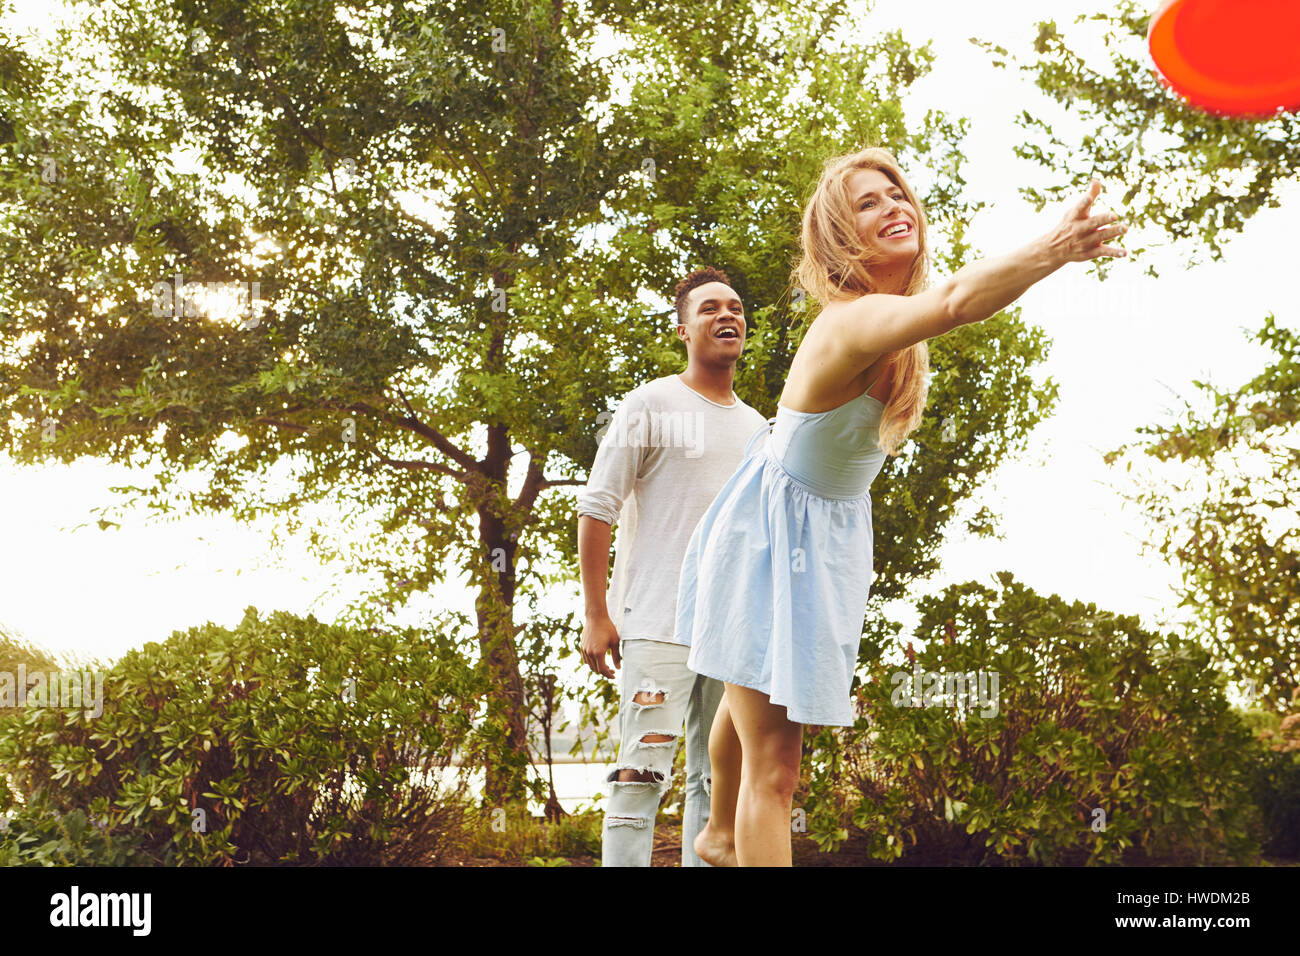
[674,146,1128,866]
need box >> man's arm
[575,393,647,679]
[577,515,620,678]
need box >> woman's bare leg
[693,688,741,866]
[725,682,803,866]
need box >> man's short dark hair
[674,267,733,324]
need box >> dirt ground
[453,822,1300,867]
[454,822,890,867]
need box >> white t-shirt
[577,374,768,644]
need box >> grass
[457,804,604,864]
[444,813,1300,867]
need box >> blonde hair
[792,146,931,456]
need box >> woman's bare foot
[694,823,738,867]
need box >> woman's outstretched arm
[825,179,1127,366]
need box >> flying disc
[1147,0,1300,117]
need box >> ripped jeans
[602,638,724,867]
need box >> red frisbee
[1148,0,1300,117]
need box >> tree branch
[514,455,545,512]
[387,387,480,472]
[253,416,311,433]
[257,401,471,481]
[365,448,465,479]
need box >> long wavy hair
[792,146,931,456]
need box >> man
[576,267,768,867]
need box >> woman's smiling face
[848,167,919,271]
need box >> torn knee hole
[638,732,675,744]
[632,689,666,707]
[607,815,649,829]
[615,768,661,783]
[608,766,666,784]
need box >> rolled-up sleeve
[576,393,647,526]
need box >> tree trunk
[475,422,530,805]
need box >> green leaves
[1104,314,1300,716]
[0,608,490,865]
[943,796,967,823]
[982,2,1300,274]
[808,574,1265,865]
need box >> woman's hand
[1044,179,1128,264]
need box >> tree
[975,0,1300,273]
[969,0,1299,716]
[1,0,1058,800]
[1103,315,1299,716]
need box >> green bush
[0,787,148,866]
[0,627,87,719]
[0,608,491,865]
[1243,696,1300,859]
[803,575,1264,866]
[1248,749,1300,859]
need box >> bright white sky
[3,0,1296,682]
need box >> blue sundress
[673,384,888,726]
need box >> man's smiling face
[679,281,746,362]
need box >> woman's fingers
[1089,244,1128,259]
[1055,180,1128,261]
[1086,209,1120,230]
[1076,179,1102,215]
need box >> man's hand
[581,613,622,679]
